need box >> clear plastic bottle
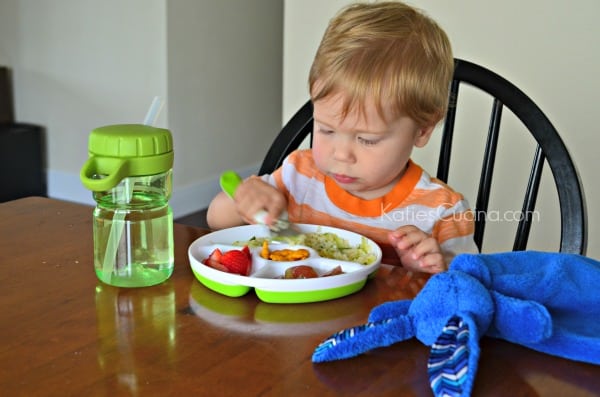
[81,124,174,287]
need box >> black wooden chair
[258,58,587,255]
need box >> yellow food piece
[260,240,270,259]
[259,240,310,261]
[268,248,310,261]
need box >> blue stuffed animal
[313,251,600,397]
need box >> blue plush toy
[312,251,600,397]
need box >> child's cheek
[311,145,328,172]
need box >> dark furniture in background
[259,58,587,255]
[0,66,46,202]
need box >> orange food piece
[260,241,310,261]
[268,248,310,261]
[260,240,270,259]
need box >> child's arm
[388,225,446,273]
[206,190,244,230]
[206,176,287,230]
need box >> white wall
[283,0,600,257]
[1,0,168,206]
[166,0,283,215]
[0,0,283,217]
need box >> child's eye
[317,127,334,135]
[358,137,379,146]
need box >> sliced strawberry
[241,245,251,260]
[203,258,230,272]
[208,248,223,262]
[202,248,229,272]
[220,250,251,276]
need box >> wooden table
[1,197,599,396]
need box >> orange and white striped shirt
[263,149,478,265]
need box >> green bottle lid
[80,124,174,191]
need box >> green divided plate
[187,224,382,304]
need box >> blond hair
[309,1,453,127]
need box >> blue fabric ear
[313,299,413,363]
[428,315,479,397]
[312,316,414,362]
[368,299,411,322]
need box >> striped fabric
[312,316,413,363]
[312,321,385,362]
[428,316,470,397]
[263,150,478,265]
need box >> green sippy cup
[80,124,174,287]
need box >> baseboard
[47,163,260,218]
[48,170,96,207]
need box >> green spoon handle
[219,170,243,199]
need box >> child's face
[312,91,434,200]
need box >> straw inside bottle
[101,96,165,282]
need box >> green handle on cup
[80,157,129,192]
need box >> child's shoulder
[284,149,319,173]
[286,148,314,163]
[412,165,466,204]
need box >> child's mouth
[332,173,358,184]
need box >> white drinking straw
[143,96,165,126]
[101,96,165,282]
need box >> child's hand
[234,176,287,227]
[388,225,446,274]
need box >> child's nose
[332,140,355,163]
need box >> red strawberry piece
[241,245,251,259]
[204,258,229,272]
[220,249,251,276]
[208,248,223,262]
[203,248,229,272]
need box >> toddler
[207,1,478,273]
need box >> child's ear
[414,125,436,148]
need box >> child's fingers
[410,238,446,273]
[234,178,287,225]
[409,237,439,259]
[417,253,446,273]
[389,226,447,273]
[389,226,423,250]
[266,194,288,222]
